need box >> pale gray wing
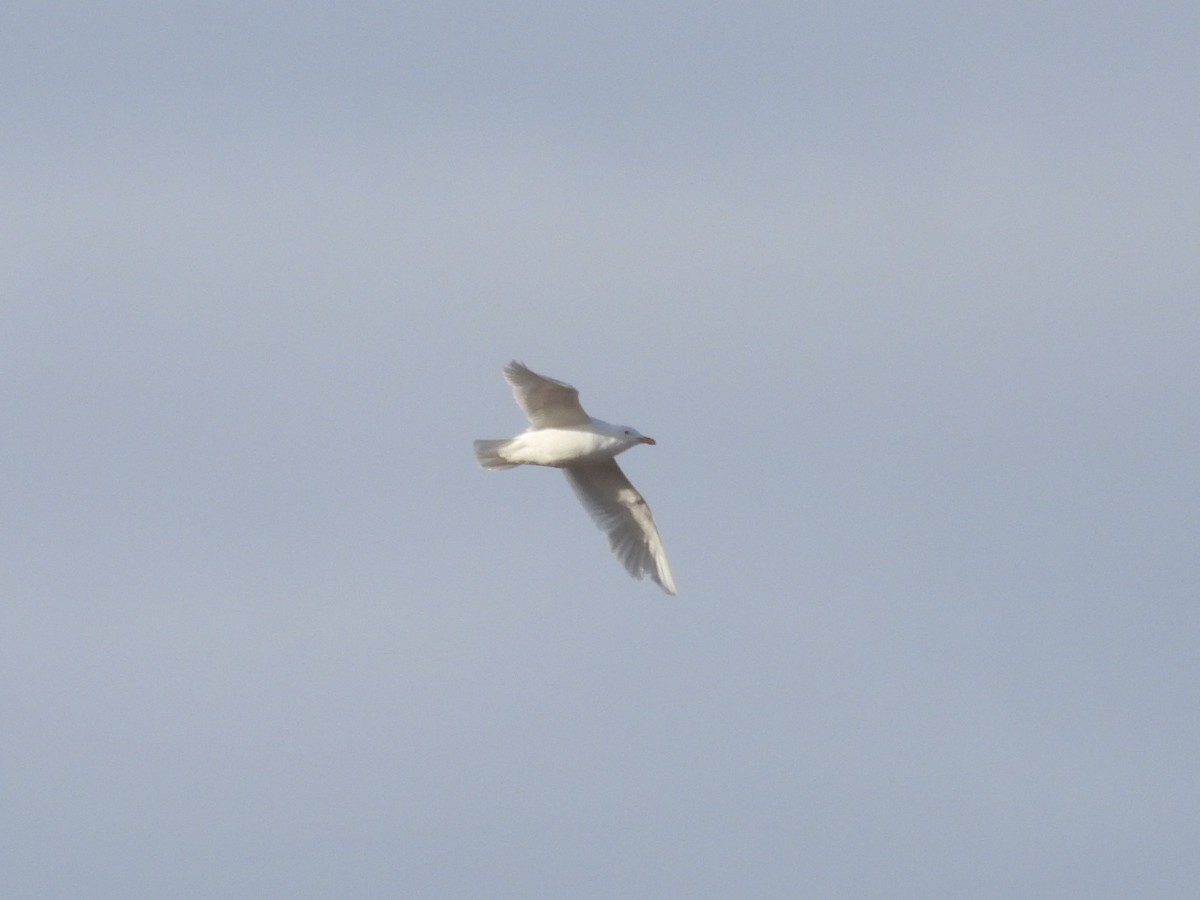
[503,361,591,428]
[563,459,677,595]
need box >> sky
[3,3,1198,897]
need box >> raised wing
[563,459,676,595]
[503,361,591,428]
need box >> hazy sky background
[3,3,1198,897]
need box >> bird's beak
[639,436,657,445]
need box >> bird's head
[616,425,656,447]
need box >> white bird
[474,361,676,595]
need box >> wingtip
[502,360,528,383]
[652,555,677,595]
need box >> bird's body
[474,362,676,595]
[479,421,635,468]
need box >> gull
[474,361,676,595]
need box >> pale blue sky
[3,3,1198,897]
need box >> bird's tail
[474,439,519,470]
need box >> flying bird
[474,361,676,595]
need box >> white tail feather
[474,439,518,470]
